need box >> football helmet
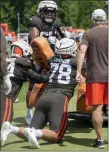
[11,40,33,57]
[91,9,107,21]
[55,38,77,58]
[37,1,57,23]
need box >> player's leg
[44,92,69,142]
[24,92,69,148]
[25,81,34,126]
[0,84,13,127]
[1,88,47,147]
[24,93,48,148]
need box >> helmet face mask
[40,8,57,23]
[11,40,33,58]
[12,46,23,57]
[37,0,57,23]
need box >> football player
[28,0,61,45]
[1,40,49,124]
[25,0,62,125]
[1,38,78,149]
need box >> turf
[1,83,108,151]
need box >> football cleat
[1,121,12,146]
[24,127,40,149]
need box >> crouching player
[1,38,77,149]
[1,40,49,124]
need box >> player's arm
[26,69,49,83]
[28,17,40,42]
[29,27,40,41]
[15,58,49,83]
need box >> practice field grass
[1,83,108,152]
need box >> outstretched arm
[26,69,49,83]
[29,27,40,41]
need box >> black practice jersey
[7,57,35,82]
[6,57,48,100]
[44,56,77,98]
[28,16,61,40]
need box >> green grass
[1,83,108,151]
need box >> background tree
[76,1,106,29]
[1,0,106,33]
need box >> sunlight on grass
[1,83,108,151]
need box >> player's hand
[76,72,85,83]
[3,75,12,95]
[42,75,49,82]
[48,36,56,45]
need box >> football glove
[3,75,12,95]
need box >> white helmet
[37,1,57,23]
[55,38,77,58]
[92,9,107,21]
[11,40,33,57]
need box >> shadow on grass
[63,136,108,148]
[21,141,66,149]
[2,139,26,147]
[12,117,25,127]
[21,138,108,150]
[63,120,108,148]
[21,146,34,149]
[66,120,93,134]
[68,119,108,131]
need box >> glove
[48,36,56,45]
[42,75,49,82]
[3,75,12,95]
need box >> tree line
[1,0,106,33]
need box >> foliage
[1,0,106,33]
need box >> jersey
[6,57,48,100]
[44,56,77,98]
[7,57,33,81]
[28,16,61,43]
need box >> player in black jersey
[1,40,49,124]
[25,0,62,125]
[1,38,78,148]
[28,0,61,44]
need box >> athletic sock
[10,125,19,134]
[26,108,33,117]
[32,128,43,138]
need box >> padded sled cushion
[31,37,54,69]
[77,76,92,114]
[28,68,48,107]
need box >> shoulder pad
[54,18,62,27]
[15,57,32,68]
[28,16,41,31]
